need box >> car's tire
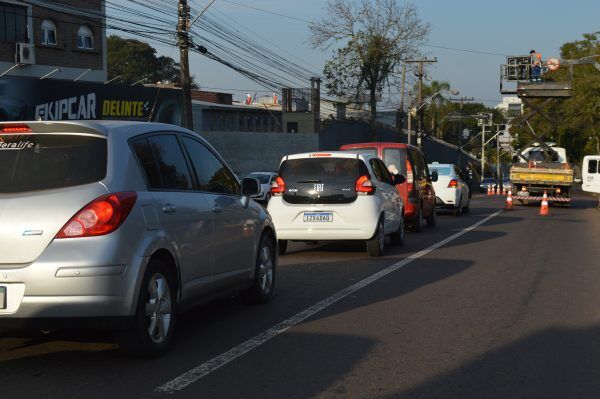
[453,197,463,217]
[277,240,288,255]
[462,198,470,213]
[241,232,276,304]
[117,258,177,358]
[389,214,405,246]
[411,205,424,232]
[425,204,437,227]
[366,218,385,257]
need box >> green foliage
[510,32,600,163]
[107,35,197,88]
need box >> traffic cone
[487,185,493,196]
[505,190,514,210]
[503,186,507,196]
[539,190,550,216]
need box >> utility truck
[510,144,574,205]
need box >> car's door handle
[162,204,177,214]
[212,206,223,214]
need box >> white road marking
[156,210,503,394]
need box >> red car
[340,142,437,231]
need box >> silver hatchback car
[0,121,277,356]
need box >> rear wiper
[297,179,322,183]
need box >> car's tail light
[271,176,285,195]
[447,179,458,188]
[355,175,375,195]
[406,159,415,195]
[0,123,32,134]
[56,192,137,238]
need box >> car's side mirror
[242,177,261,197]
[393,174,406,185]
[430,171,438,182]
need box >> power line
[218,0,311,23]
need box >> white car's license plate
[0,286,6,310]
[303,212,333,222]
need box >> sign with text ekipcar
[0,76,184,125]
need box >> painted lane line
[156,210,503,394]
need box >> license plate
[303,212,333,222]
[0,286,5,310]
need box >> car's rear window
[429,165,452,175]
[279,157,367,182]
[340,147,378,158]
[382,148,407,176]
[0,133,107,193]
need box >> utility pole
[311,77,321,134]
[481,125,486,177]
[449,96,474,168]
[178,0,193,130]
[397,64,407,140]
[407,90,413,145]
[404,58,437,149]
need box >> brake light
[448,179,458,188]
[0,123,31,133]
[271,176,285,195]
[406,159,415,195]
[56,192,137,238]
[310,153,331,157]
[355,175,375,195]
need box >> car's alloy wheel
[367,219,385,257]
[145,273,172,344]
[242,233,276,303]
[117,259,177,357]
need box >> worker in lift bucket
[530,50,542,82]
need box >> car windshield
[0,133,107,193]
[248,174,272,184]
[428,165,452,175]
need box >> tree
[309,0,430,140]
[107,35,198,88]
[421,80,451,138]
[510,32,600,163]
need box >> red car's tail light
[271,176,286,195]
[447,179,458,188]
[355,175,375,195]
[406,159,415,195]
[0,123,32,134]
[56,192,137,238]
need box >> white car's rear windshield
[429,165,452,175]
[0,133,107,193]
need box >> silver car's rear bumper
[0,236,147,323]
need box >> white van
[582,156,600,194]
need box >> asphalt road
[1,191,600,399]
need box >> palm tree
[422,80,451,138]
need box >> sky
[138,0,600,108]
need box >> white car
[246,172,278,202]
[267,152,405,257]
[428,163,470,216]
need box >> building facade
[0,0,106,82]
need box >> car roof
[9,120,191,139]
[428,163,453,167]
[340,142,419,150]
[282,151,376,162]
